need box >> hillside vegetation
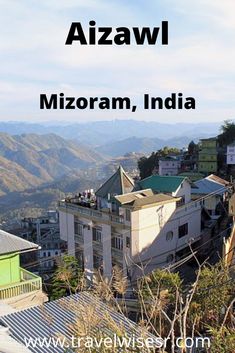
[0,132,103,195]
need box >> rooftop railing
[0,268,42,300]
[58,200,125,225]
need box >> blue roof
[0,292,155,353]
[192,178,227,195]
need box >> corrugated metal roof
[0,229,39,255]
[206,174,231,186]
[192,178,227,195]
[0,292,155,353]
[96,165,134,199]
[138,175,187,193]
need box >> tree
[50,255,84,300]
[138,152,159,179]
[218,120,235,147]
[138,147,180,179]
[50,257,235,352]
[188,141,198,156]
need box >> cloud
[0,0,234,122]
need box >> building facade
[0,230,47,310]
[59,167,202,281]
[158,156,180,176]
[198,138,217,174]
[226,142,235,165]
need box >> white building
[59,167,202,281]
[158,156,180,176]
[191,174,231,216]
[226,142,235,165]
[137,175,193,204]
[19,211,66,272]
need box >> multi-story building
[10,211,66,273]
[137,175,192,204]
[158,156,180,176]
[198,137,217,174]
[226,142,235,165]
[59,167,202,281]
[191,174,231,216]
[226,193,235,267]
[0,229,47,310]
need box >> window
[126,209,131,221]
[74,220,83,236]
[166,231,173,241]
[126,236,130,248]
[48,251,51,257]
[167,254,174,263]
[176,196,185,207]
[92,226,102,242]
[112,235,123,250]
[93,255,102,269]
[178,223,188,238]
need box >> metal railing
[0,268,42,300]
[58,201,125,225]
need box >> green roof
[178,172,204,182]
[96,165,134,199]
[138,175,186,193]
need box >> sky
[0,0,235,123]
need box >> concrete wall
[130,201,201,277]
[173,179,191,203]
[159,160,179,176]
[59,199,202,281]
[0,253,20,286]
[227,146,235,165]
[59,211,75,256]
[101,224,112,278]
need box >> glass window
[112,235,123,250]
[92,227,102,242]
[74,221,83,236]
[126,209,131,221]
[126,236,130,248]
[178,223,188,238]
[93,255,102,269]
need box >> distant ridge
[0,120,221,146]
[0,132,103,195]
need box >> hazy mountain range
[96,136,201,157]
[0,120,222,221]
[0,132,103,196]
[0,120,221,147]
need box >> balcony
[0,268,42,300]
[59,200,128,227]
